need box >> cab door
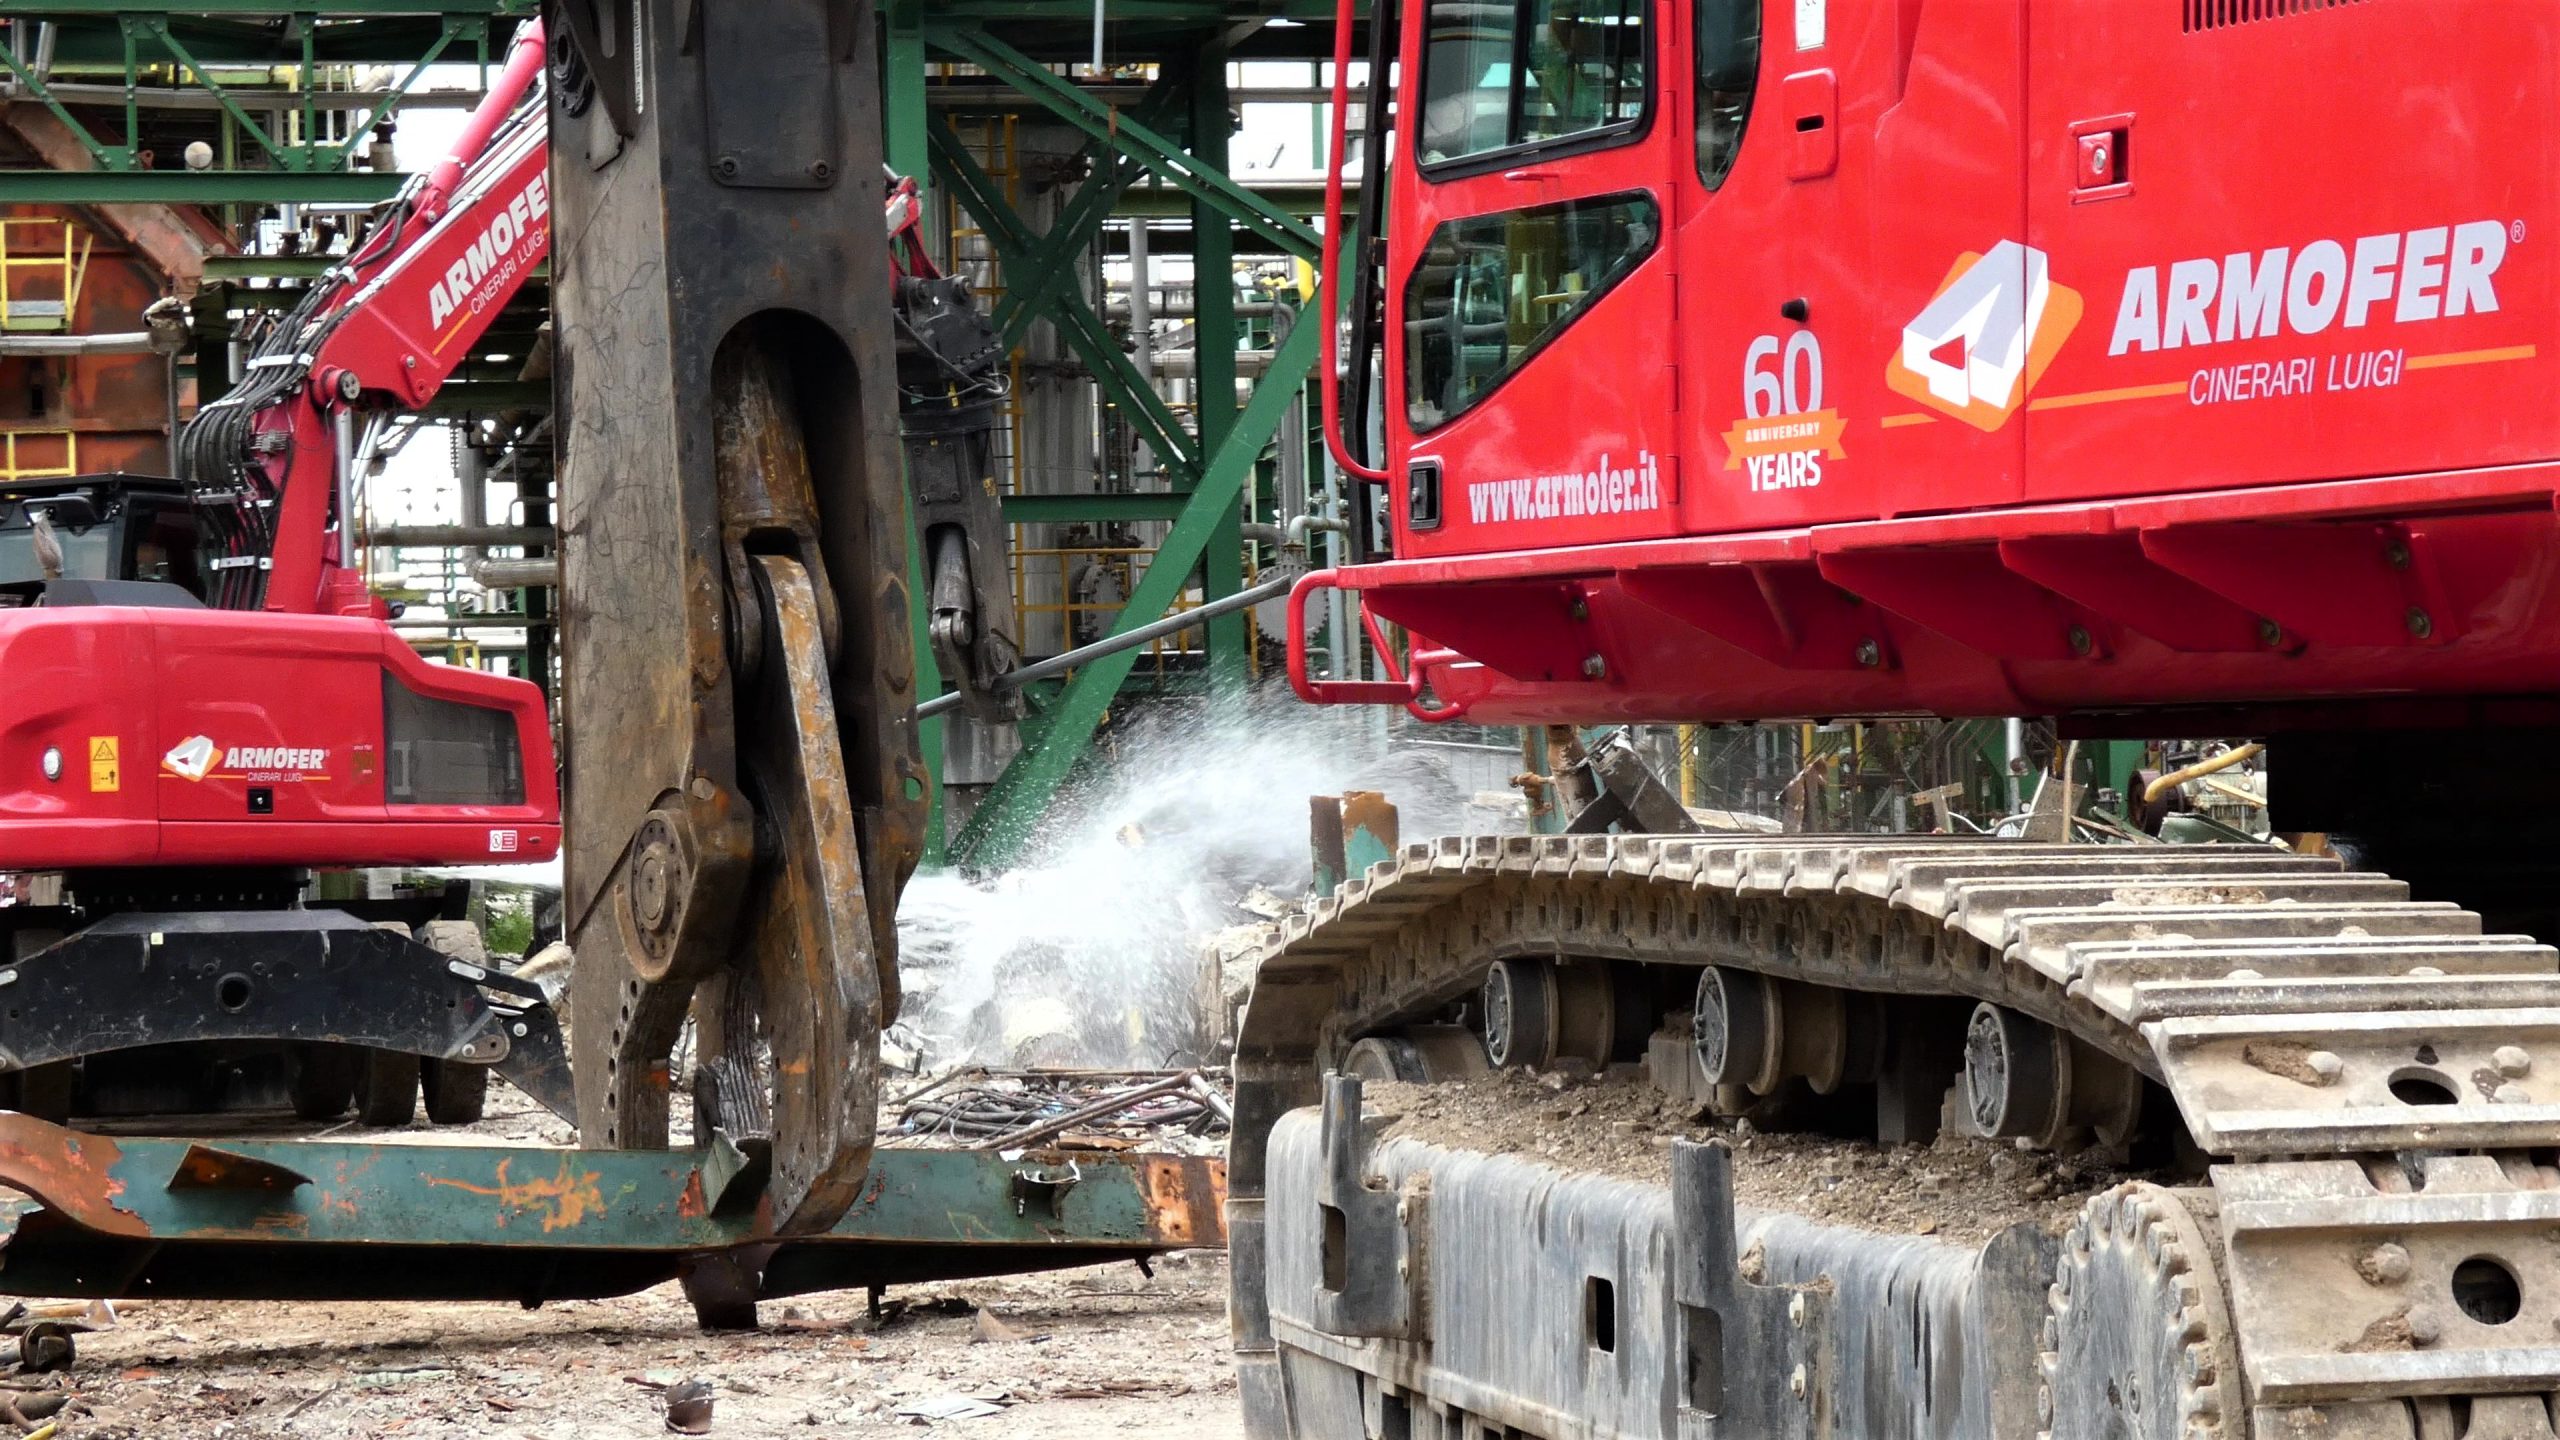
[1382,0,1682,559]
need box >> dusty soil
[56,1257,1238,1439]
[1365,1068,2138,1245]
[34,1087,1242,1440]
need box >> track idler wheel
[2040,1183,2243,1440]
[1963,1003,2145,1149]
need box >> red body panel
[0,605,558,870]
[1308,0,2560,726]
[0,24,561,877]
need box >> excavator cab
[0,474,204,598]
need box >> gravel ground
[55,1257,1238,1439]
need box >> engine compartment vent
[2183,0,2370,32]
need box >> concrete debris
[971,1306,1034,1344]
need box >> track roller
[1691,967,1886,1099]
[1964,1002,2145,1149]
[1341,1025,1493,1083]
[1481,958,1644,1070]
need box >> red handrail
[1286,570,1469,722]
[1320,0,1392,486]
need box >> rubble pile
[887,1068,1231,1155]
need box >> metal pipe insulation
[467,557,558,589]
[915,572,1295,719]
[389,615,554,631]
[0,332,166,357]
[371,524,550,549]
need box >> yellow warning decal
[88,736,119,793]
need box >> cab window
[1418,0,1648,167]
[1405,192,1659,430]
[1695,0,1761,188]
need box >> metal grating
[2183,0,2371,32]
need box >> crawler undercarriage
[1231,833,2560,1439]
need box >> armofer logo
[1885,240,2084,432]
[161,734,217,782]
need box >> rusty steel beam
[0,1113,1223,1304]
[0,102,223,296]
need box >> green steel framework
[1,3,1346,865]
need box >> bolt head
[1788,1292,1807,1328]
[2407,1307,2444,1347]
[2258,617,2284,646]
[38,747,59,784]
[1580,654,1607,680]
[1854,638,1881,667]
[2066,624,2093,656]
[1789,1363,1809,1399]
[2407,606,2434,639]
[2495,1045,2532,1078]
[2357,1243,2413,1286]
[2306,1050,2346,1085]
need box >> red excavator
[1239,3,2560,1438]
[0,24,567,1127]
[0,16,1017,1133]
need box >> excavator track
[1229,833,2560,1440]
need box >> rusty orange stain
[1138,1157,1231,1248]
[318,1190,359,1219]
[421,1155,610,1234]
[1,1123,147,1237]
[676,1170,709,1220]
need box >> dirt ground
[56,1258,1239,1440]
[1366,1067,2138,1245]
[28,1087,1243,1440]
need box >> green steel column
[1188,46,1247,697]
[883,0,946,863]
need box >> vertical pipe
[1127,215,1152,385]
[1322,451,1350,680]
[1189,46,1245,696]
[2005,716,2026,813]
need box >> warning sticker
[88,736,119,793]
